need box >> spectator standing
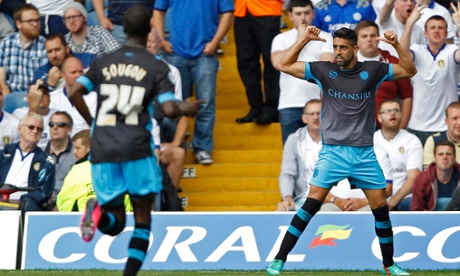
[377,0,425,57]
[412,140,460,211]
[401,9,460,145]
[26,0,73,36]
[374,99,423,211]
[92,0,153,45]
[234,0,282,125]
[424,102,460,169]
[0,3,47,95]
[63,1,119,58]
[313,0,376,33]
[0,112,55,217]
[355,20,413,130]
[414,0,456,43]
[153,0,234,164]
[271,0,333,143]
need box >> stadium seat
[3,91,28,114]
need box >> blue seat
[3,91,28,114]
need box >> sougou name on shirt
[102,63,147,82]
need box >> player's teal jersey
[78,46,175,163]
[305,61,392,146]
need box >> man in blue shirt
[153,0,234,165]
[313,0,376,33]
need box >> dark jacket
[0,143,55,205]
[411,161,460,211]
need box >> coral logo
[309,224,352,249]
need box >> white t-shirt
[48,88,97,137]
[408,43,460,132]
[5,148,35,200]
[271,28,333,109]
[26,0,73,16]
[374,129,423,197]
[0,111,20,147]
[376,12,425,57]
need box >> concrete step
[213,135,282,149]
[185,150,282,164]
[179,191,280,207]
[213,122,281,136]
[180,177,279,192]
[180,163,281,178]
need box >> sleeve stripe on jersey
[157,91,177,104]
[387,64,394,81]
[76,75,95,92]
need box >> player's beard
[336,55,354,68]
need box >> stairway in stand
[179,29,283,211]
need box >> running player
[266,26,416,275]
[69,5,203,276]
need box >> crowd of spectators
[274,0,460,212]
[1,0,460,215]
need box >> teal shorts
[310,144,386,190]
[91,156,162,207]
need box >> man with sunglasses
[12,79,58,150]
[0,112,55,217]
[44,111,76,209]
[0,3,47,95]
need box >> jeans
[165,52,218,153]
[393,196,412,211]
[111,24,126,46]
[279,107,305,144]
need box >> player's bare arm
[377,31,417,80]
[277,25,326,79]
[162,99,206,120]
[399,5,425,60]
[69,82,93,125]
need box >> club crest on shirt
[353,13,362,21]
[2,136,11,145]
[33,162,41,171]
[399,146,405,154]
[437,60,445,68]
[360,71,369,81]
